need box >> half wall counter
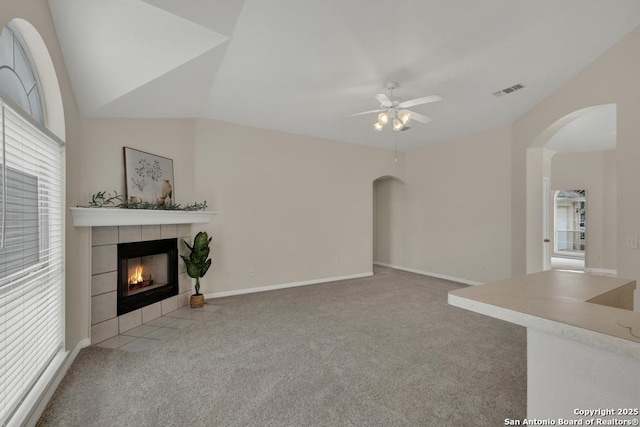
[448,270,640,422]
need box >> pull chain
[394,132,398,163]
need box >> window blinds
[0,99,64,426]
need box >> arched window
[0,25,45,124]
[0,21,65,426]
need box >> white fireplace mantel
[70,207,218,227]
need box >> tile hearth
[94,302,223,352]
[90,224,194,344]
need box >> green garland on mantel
[80,190,208,212]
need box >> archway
[525,104,616,274]
[372,175,405,268]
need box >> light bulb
[373,122,383,131]
[392,119,404,131]
[377,112,389,125]
[400,111,411,125]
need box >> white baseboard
[20,338,90,427]
[204,272,374,299]
[373,261,483,286]
[585,268,617,276]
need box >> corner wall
[193,119,406,294]
[375,125,513,284]
[69,118,196,343]
[78,118,196,203]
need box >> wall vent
[492,83,526,97]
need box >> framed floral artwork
[123,147,174,206]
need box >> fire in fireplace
[128,265,154,291]
[126,253,167,292]
[117,238,178,316]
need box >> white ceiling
[48,0,640,151]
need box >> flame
[129,266,143,285]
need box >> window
[0,24,64,426]
[0,26,44,125]
[0,166,40,277]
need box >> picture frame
[123,147,174,206]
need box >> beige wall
[375,125,512,284]
[78,119,196,202]
[195,119,404,293]
[513,24,640,308]
[79,117,405,299]
[193,119,405,294]
[551,151,617,271]
[602,150,617,270]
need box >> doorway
[551,189,586,271]
[525,103,616,274]
[372,175,405,267]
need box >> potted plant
[181,231,212,308]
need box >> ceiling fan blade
[404,110,431,124]
[348,109,382,117]
[375,93,393,107]
[398,95,442,109]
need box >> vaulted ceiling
[48,0,640,150]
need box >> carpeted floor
[38,266,526,426]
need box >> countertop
[448,270,640,359]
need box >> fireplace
[117,238,179,316]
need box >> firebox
[117,238,178,316]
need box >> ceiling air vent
[492,83,526,97]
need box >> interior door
[542,178,551,270]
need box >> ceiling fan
[351,81,441,132]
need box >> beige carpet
[38,266,526,426]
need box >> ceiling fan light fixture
[377,112,389,125]
[350,82,441,133]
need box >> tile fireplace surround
[90,224,192,344]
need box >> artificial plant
[82,190,207,211]
[181,231,212,295]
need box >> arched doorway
[372,175,405,268]
[526,104,616,274]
